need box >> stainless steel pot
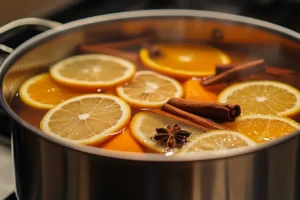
[0,10,300,200]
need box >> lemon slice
[19,73,83,109]
[40,94,131,145]
[224,114,300,143]
[217,80,300,117]
[139,43,231,79]
[130,111,207,153]
[116,71,183,108]
[180,130,256,153]
[49,54,136,91]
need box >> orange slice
[218,80,300,117]
[139,43,231,79]
[40,94,131,145]
[180,130,256,153]
[101,128,146,153]
[223,115,300,143]
[183,79,217,102]
[130,111,207,153]
[49,54,136,91]
[19,73,84,109]
[116,71,183,108]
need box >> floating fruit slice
[40,94,131,145]
[180,130,256,153]
[49,54,136,91]
[116,71,183,108]
[19,73,84,109]
[101,128,146,153]
[130,111,207,153]
[183,79,217,102]
[217,80,300,117]
[223,115,300,143]
[139,43,231,79]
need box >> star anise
[152,124,191,151]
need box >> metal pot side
[1,10,300,200]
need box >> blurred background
[1,0,300,199]
[0,0,300,30]
[0,0,300,48]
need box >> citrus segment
[101,128,146,153]
[223,115,300,143]
[49,54,136,91]
[19,73,84,109]
[116,71,183,108]
[40,94,131,145]
[180,130,256,153]
[130,111,207,153]
[139,43,231,79]
[183,79,217,102]
[217,80,300,117]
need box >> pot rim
[1,9,300,162]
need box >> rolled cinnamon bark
[161,103,228,130]
[202,59,266,86]
[167,98,241,122]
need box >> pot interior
[2,10,300,160]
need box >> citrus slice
[139,43,231,79]
[116,71,183,108]
[183,79,217,102]
[180,130,256,153]
[217,80,300,117]
[130,111,207,153]
[101,128,146,153]
[19,73,84,109]
[49,54,136,91]
[40,94,131,145]
[223,115,300,143]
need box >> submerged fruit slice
[116,71,183,108]
[224,115,300,143]
[217,80,300,117]
[130,111,207,153]
[49,54,136,91]
[139,43,231,79]
[183,79,217,102]
[180,130,256,153]
[40,94,131,145]
[101,128,146,153]
[19,73,83,109]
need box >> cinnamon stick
[161,103,228,130]
[78,45,138,63]
[202,59,266,86]
[167,98,241,122]
[215,62,299,77]
[151,109,210,131]
[215,63,236,74]
[81,35,156,49]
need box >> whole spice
[78,45,138,63]
[202,59,266,86]
[167,98,241,122]
[82,35,156,49]
[143,43,164,58]
[161,103,228,130]
[151,109,210,131]
[152,124,191,151]
[216,62,299,77]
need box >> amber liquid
[9,43,300,153]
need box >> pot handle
[0,17,61,57]
[0,18,61,144]
[0,17,61,105]
[0,18,62,44]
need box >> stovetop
[2,0,300,199]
